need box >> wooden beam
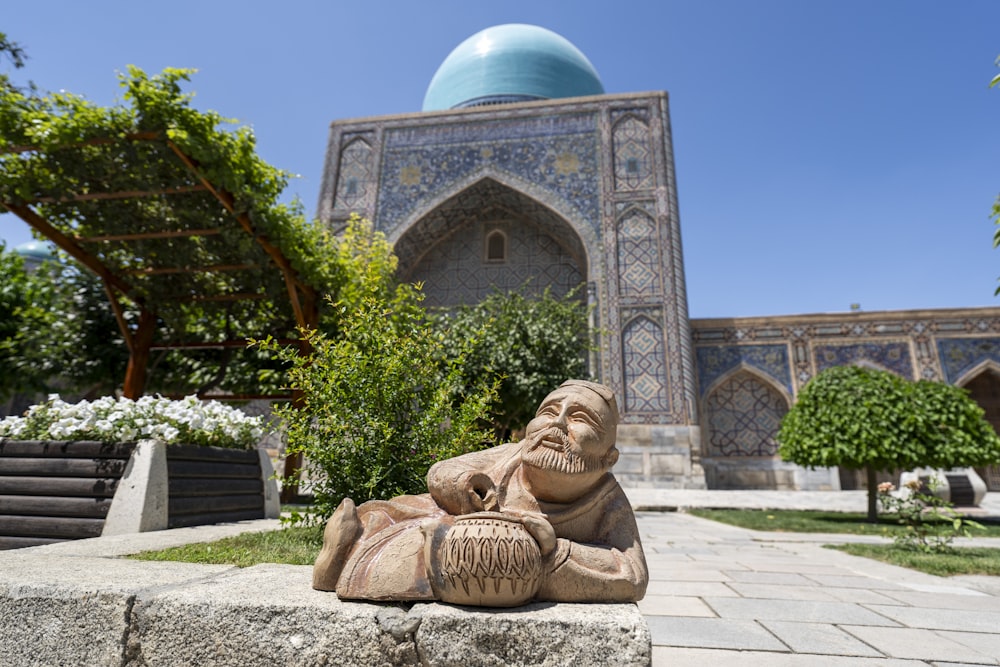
[28,184,208,205]
[76,228,222,243]
[1,202,137,299]
[167,292,268,303]
[122,263,257,276]
[165,140,318,331]
[123,308,158,399]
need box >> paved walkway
[632,491,1000,666]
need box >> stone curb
[0,521,651,667]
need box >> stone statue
[312,380,647,606]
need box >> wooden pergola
[1,131,319,401]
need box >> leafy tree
[255,263,498,524]
[778,365,1000,521]
[432,288,590,439]
[0,244,129,402]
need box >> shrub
[256,271,498,524]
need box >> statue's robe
[334,441,648,602]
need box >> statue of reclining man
[312,380,648,605]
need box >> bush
[257,271,498,524]
[432,287,589,438]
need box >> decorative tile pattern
[622,317,670,413]
[333,138,374,212]
[813,342,914,378]
[375,114,601,242]
[408,218,585,308]
[695,345,792,397]
[937,337,1000,384]
[617,209,661,297]
[612,116,653,191]
[705,370,789,457]
[393,177,588,280]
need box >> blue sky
[2,0,999,318]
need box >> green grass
[686,508,1000,538]
[127,526,323,567]
[830,543,1000,576]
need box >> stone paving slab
[705,597,901,626]
[936,630,1000,662]
[760,620,884,657]
[651,647,928,666]
[645,616,788,651]
[842,625,999,664]
[639,506,1000,666]
[864,605,1000,634]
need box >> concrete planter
[899,467,988,507]
[0,439,279,549]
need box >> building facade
[317,25,1000,491]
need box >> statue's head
[522,380,620,476]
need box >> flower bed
[0,396,276,549]
[0,395,265,448]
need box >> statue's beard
[522,427,613,475]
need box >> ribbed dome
[422,24,604,112]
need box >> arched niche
[394,177,588,309]
[702,366,791,459]
[957,361,1000,491]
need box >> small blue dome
[13,240,55,261]
[423,24,604,111]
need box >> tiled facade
[318,94,1000,491]
[693,309,1000,489]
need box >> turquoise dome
[12,240,55,261]
[422,24,604,111]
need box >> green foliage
[0,245,128,400]
[831,543,1000,577]
[432,288,590,437]
[255,268,498,524]
[779,365,1000,521]
[778,366,1000,472]
[0,66,362,396]
[877,479,985,553]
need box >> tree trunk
[866,465,879,523]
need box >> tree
[0,245,130,403]
[432,287,590,439]
[778,365,1000,521]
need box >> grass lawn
[686,508,1000,538]
[829,543,1000,577]
[127,526,323,567]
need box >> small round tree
[778,365,1000,521]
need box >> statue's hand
[464,472,499,512]
[518,512,557,557]
[435,471,498,515]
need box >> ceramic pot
[433,511,543,607]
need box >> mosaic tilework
[622,316,670,413]
[937,337,1000,384]
[705,370,788,457]
[376,117,600,242]
[617,209,661,297]
[612,116,654,191]
[695,344,792,397]
[813,341,914,378]
[333,138,374,212]
[392,177,588,279]
[408,218,585,308]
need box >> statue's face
[522,385,617,475]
